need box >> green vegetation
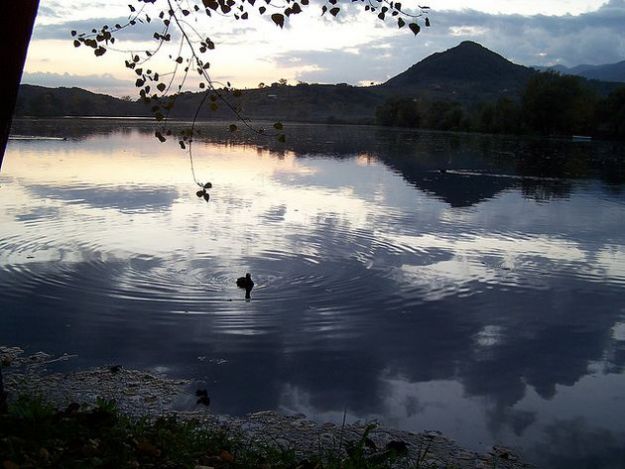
[522,72,597,135]
[375,72,625,140]
[0,395,422,469]
[597,86,625,139]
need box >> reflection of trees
[10,119,625,195]
[520,179,572,202]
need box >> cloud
[32,16,165,42]
[21,71,132,95]
[37,5,63,19]
[26,184,180,213]
[272,0,625,84]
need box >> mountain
[15,85,144,117]
[382,41,536,103]
[535,61,625,83]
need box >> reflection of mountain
[11,118,624,207]
[382,163,517,207]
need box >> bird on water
[236,273,254,289]
[236,273,254,300]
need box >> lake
[2,119,625,468]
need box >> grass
[0,395,421,469]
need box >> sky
[22,0,625,97]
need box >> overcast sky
[22,0,625,96]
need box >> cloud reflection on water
[2,121,625,467]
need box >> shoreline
[2,347,532,468]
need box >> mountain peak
[382,41,534,94]
[457,40,485,48]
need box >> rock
[64,402,80,415]
[386,440,409,453]
[136,439,161,458]
[195,388,210,406]
[219,449,234,463]
[38,448,50,461]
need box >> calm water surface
[2,119,625,467]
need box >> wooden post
[0,0,39,411]
[0,0,40,171]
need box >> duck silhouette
[236,273,254,299]
[236,273,254,288]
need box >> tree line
[375,71,625,140]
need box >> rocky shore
[1,346,532,468]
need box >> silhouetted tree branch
[77,0,430,193]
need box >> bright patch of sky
[429,0,608,15]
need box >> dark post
[0,0,40,171]
[0,0,39,412]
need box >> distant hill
[15,83,383,124]
[535,61,625,83]
[15,85,145,117]
[381,41,536,103]
[164,83,385,124]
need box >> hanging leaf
[271,13,284,28]
[409,23,421,35]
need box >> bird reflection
[236,273,254,300]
